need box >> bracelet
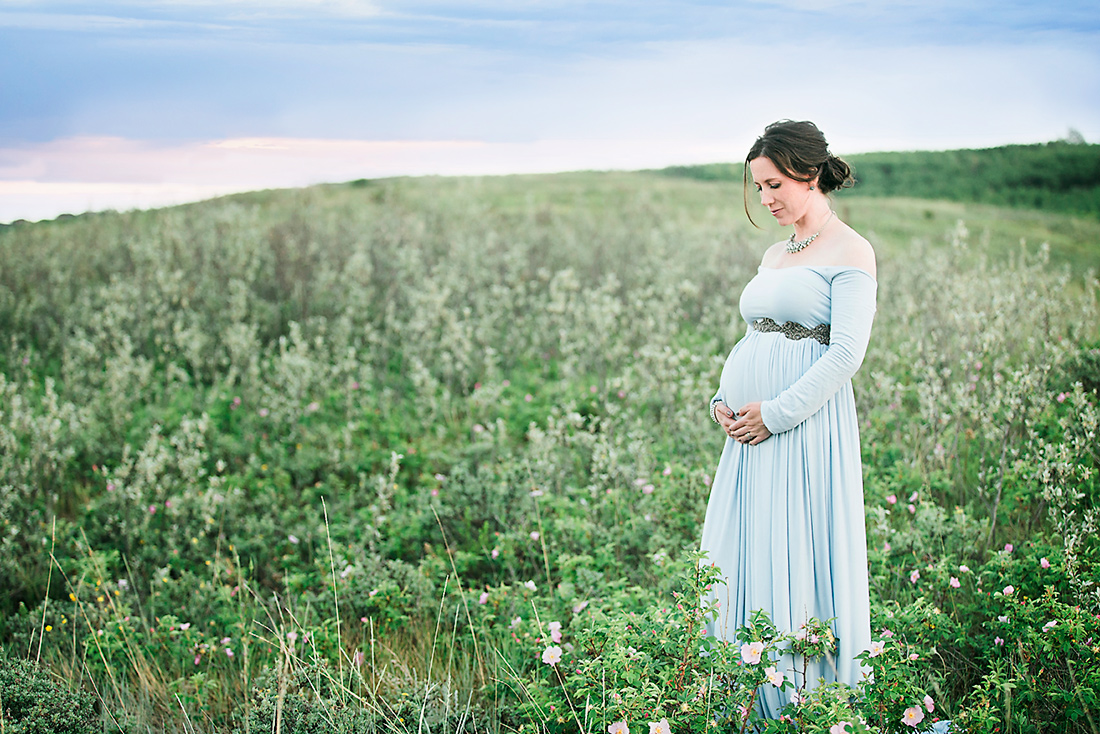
[710,399,722,424]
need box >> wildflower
[288,534,299,544]
[307,401,320,412]
[369,588,379,597]
[340,565,353,579]
[525,394,533,402]
[194,655,201,665]
[259,408,269,417]
[648,719,671,734]
[478,591,489,605]
[524,580,537,592]
[573,600,589,614]
[107,483,115,492]
[1057,392,1067,403]
[643,484,654,494]
[549,621,563,643]
[510,616,522,629]
[225,648,234,658]
[907,503,916,514]
[790,691,802,705]
[830,723,852,734]
[541,645,563,666]
[608,723,629,734]
[1003,585,1015,595]
[703,475,711,486]
[529,488,544,497]
[994,636,1005,646]
[949,577,960,588]
[473,423,485,433]
[530,531,540,541]
[491,548,500,559]
[998,615,1009,623]
[180,623,191,631]
[886,494,897,504]
[910,570,920,584]
[740,641,764,665]
[287,631,298,643]
[148,505,157,514]
[909,653,919,661]
[959,564,970,573]
[902,706,924,727]
[765,666,785,686]
[1004,543,1013,553]
[924,694,935,712]
[1040,557,1050,569]
[868,640,886,657]
[618,390,626,399]
[352,650,365,667]
[883,541,891,552]
[909,492,918,502]
[663,466,672,476]
[1044,621,1057,630]
[435,473,446,481]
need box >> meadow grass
[1,170,1098,732]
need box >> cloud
[0,134,741,222]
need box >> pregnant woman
[702,119,876,718]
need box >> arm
[758,269,878,434]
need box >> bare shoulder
[759,240,788,268]
[834,225,877,279]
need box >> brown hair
[743,120,854,227]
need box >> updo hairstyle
[743,120,855,225]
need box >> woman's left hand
[732,402,772,445]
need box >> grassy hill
[659,140,1100,219]
[1,171,1098,732]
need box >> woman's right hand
[715,402,738,437]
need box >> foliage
[0,650,98,734]
[0,171,1097,731]
[656,140,1100,219]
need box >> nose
[759,189,773,205]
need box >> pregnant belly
[718,333,826,411]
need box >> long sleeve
[759,269,877,434]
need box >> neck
[793,202,834,239]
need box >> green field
[1,169,1099,733]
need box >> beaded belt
[753,318,830,346]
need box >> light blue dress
[701,265,877,718]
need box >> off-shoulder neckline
[757,264,877,283]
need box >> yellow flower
[45,625,52,632]
[68,593,76,602]
[97,596,105,602]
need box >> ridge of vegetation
[658,139,1100,218]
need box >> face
[749,156,815,227]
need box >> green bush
[0,651,97,734]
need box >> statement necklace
[786,210,835,253]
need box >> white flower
[541,645,563,666]
[765,666,785,687]
[923,694,935,712]
[524,580,537,592]
[868,640,886,657]
[902,705,925,727]
[608,723,629,734]
[648,719,671,734]
[740,641,764,665]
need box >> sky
[2,0,1098,223]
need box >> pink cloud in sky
[0,135,740,222]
